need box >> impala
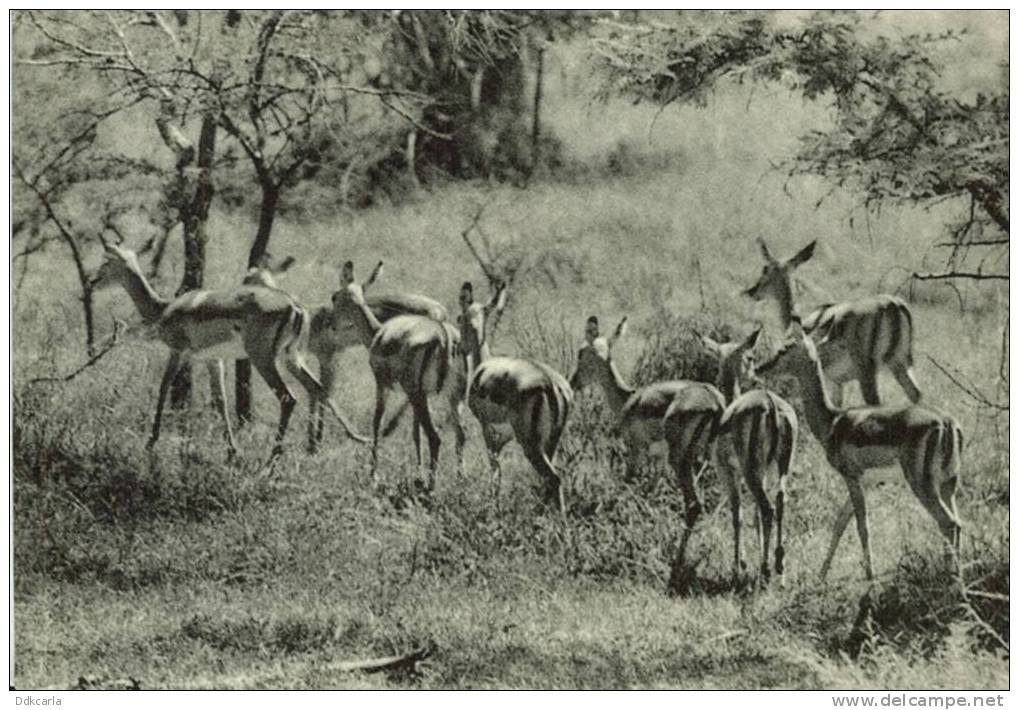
[755,321,962,580]
[244,256,448,451]
[569,316,725,547]
[92,244,368,458]
[699,328,798,584]
[461,281,574,512]
[332,261,465,489]
[745,238,921,406]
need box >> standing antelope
[332,261,465,489]
[569,316,724,543]
[745,238,921,406]
[755,322,962,581]
[92,244,368,459]
[462,282,574,512]
[698,328,798,584]
[243,255,448,451]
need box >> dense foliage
[594,12,1008,263]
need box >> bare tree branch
[926,355,1007,412]
[912,271,1008,282]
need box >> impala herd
[91,236,963,585]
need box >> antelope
[332,261,465,489]
[462,282,574,512]
[569,316,724,543]
[243,255,448,451]
[744,238,921,407]
[91,244,368,459]
[755,321,962,581]
[698,328,798,584]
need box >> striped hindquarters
[662,384,725,463]
[520,375,572,452]
[914,413,964,487]
[721,390,796,474]
[808,295,915,367]
[470,357,573,450]
[370,316,456,394]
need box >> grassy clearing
[12,70,1008,688]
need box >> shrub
[630,308,737,386]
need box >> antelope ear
[277,255,297,274]
[787,240,817,269]
[487,282,508,315]
[363,260,383,289]
[340,260,355,286]
[757,237,776,264]
[609,316,628,348]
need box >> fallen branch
[186,644,435,689]
[322,645,433,674]
[959,581,1009,655]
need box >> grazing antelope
[745,238,921,407]
[243,255,448,451]
[755,321,962,581]
[461,282,574,512]
[332,261,465,489]
[698,328,798,584]
[569,316,725,538]
[92,244,368,458]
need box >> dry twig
[27,320,125,386]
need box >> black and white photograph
[9,9,1009,693]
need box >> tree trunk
[530,44,545,177]
[60,231,96,357]
[170,113,217,409]
[80,281,95,358]
[235,177,280,424]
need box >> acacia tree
[210,11,435,421]
[232,10,589,420]
[15,11,234,405]
[594,11,1008,411]
[593,11,1008,279]
[16,10,432,414]
[16,11,598,420]
[13,15,206,360]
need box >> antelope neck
[597,359,635,414]
[792,354,839,444]
[718,363,742,403]
[472,341,491,364]
[116,266,169,323]
[769,276,797,329]
[351,299,383,346]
